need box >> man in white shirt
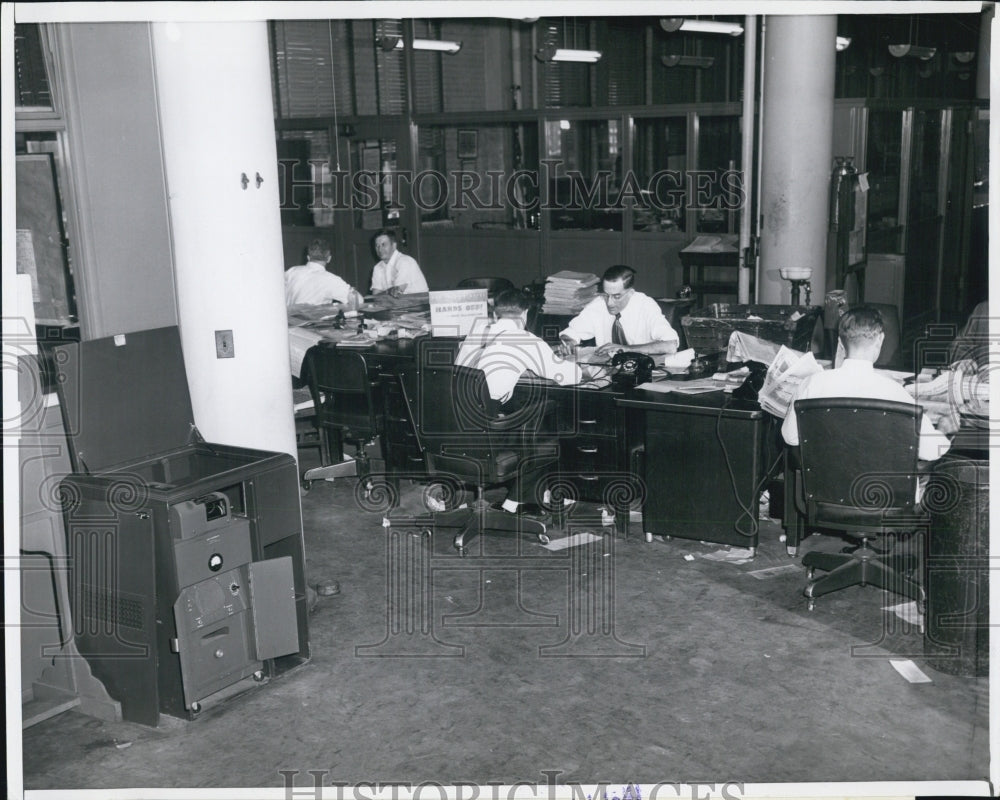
[371,229,429,297]
[556,265,679,359]
[455,289,593,521]
[284,239,360,307]
[782,305,951,461]
[456,289,594,404]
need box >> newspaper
[757,345,824,418]
[726,330,784,364]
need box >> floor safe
[54,326,310,726]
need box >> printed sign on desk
[429,289,488,337]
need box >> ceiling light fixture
[888,43,937,60]
[836,36,851,52]
[660,18,744,37]
[534,43,602,63]
[377,35,462,54]
[661,54,715,68]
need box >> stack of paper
[542,270,600,313]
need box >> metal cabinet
[54,326,310,726]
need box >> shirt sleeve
[643,298,679,345]
[536,342,583,386]
[370,264,387,293]
[398,256,428,293]
[560,298,603,343]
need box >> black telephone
[732,362,768,402]
[610,351,655,389]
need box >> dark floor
[20,450,990,792]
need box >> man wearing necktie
[556,265,680,359]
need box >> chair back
[795,398,922,528]
[456,277,516,295]
[304,346,380,440]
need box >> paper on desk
[288,302,343,326]
[636,378,720,394]
[662,348,695,370]
[726,331,784,365]
[288,327,323,377]
[757,346,823,419]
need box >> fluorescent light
[535,44,602,63]
[661,54,715,68]
[660,18,744,37]
[888,44,936,60]
[836,36,851,52]
[378,35,462,54]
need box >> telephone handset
[610,351,655,389]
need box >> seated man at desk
[285,239,362,308]
[781,305,951,461]
[371,229,429,297]
[455,289,594,521]
[457,288,596,404]
[556,265,679,359]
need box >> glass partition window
[416,123,539,229]
[631,117,687,231]
[15,24,54,111]
[544,118,622,231]
[695,115,741,234]
[866,109,904,252]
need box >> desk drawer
[560,435,619,470]
[558,391,620,436]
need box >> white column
[757,16,836,304]
[150,22,295,457]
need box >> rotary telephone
[610,351,655,389]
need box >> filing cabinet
[54,326,310,726]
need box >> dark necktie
[612,313,627,346]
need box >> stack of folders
[542,270,600,314]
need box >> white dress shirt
[559,291,678,348]
[285,261,353,307]
[371,250,428,294]
[456,317,583,403]
[781,358,950,461]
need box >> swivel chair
[301,345,382,490]
[791,398,928,609]
[400,336,559,554]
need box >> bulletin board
[16,153,74,325]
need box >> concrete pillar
[150,22,295,457]
[757,16,837,305]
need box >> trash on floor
[885,600,924,629]
[747,563,802,580]
[701,547,755,564]
[540,532,603,551]
[890,659,933,684]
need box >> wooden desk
[618,388,768,553]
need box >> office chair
[456,277,516,296]
[300,345,382,490]
[791,398,927,609]
[400,337,559,555]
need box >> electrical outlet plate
[215,330,234,358]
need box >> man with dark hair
[284,238,361,307]
[455,289,596,521]
[371,229,428,297]
[456,288,592,404]
[782,305,950,460]
[557,264,679,358]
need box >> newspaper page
[758,345,824,418]
[726,330,784,364]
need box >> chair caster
[807,567,815,580]
[537,533,550,545]
[301,479,312,492]
[807,599,816,611]
[190,702,201,715]
[456,547,467,557]
[645,532,653,543]
[421,528,432,538]
[786,546,797,557]
[252,670,265,682]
